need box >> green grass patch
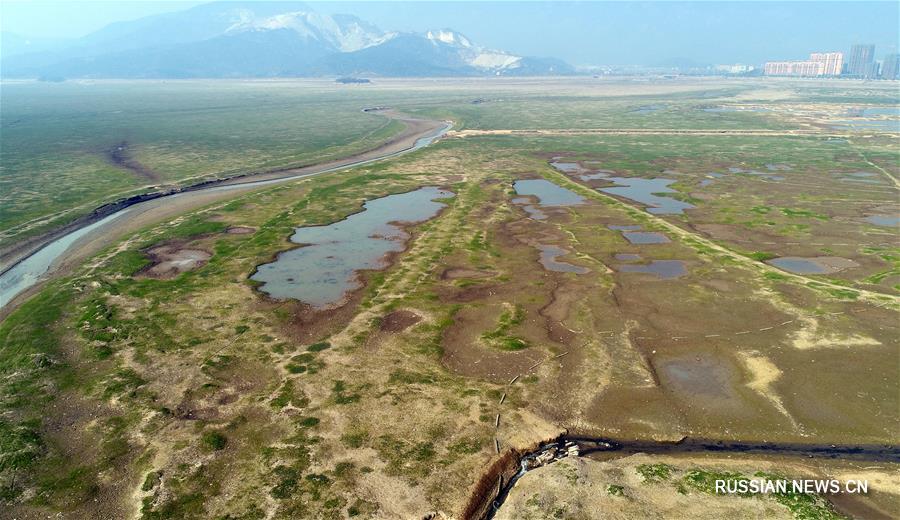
[636,463,674,483]
[780,208,829,221]
[388,369,435,386]
[749,251,777,262]
[331,380,361,405]
[606,484,626,496]
[307,342,331,352]
[200,431,227,451]
[481,304,529,351]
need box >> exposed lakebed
[139,244,211,279]
[724,166,784,182]
[616,260,687,279]
[251,187,452,308]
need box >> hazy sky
[1,1,203,38]
[2,1,898,66]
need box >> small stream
[0,121,452,308]
[484,435,900,519]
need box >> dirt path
[447,128,893,138]
[847,137,900,189]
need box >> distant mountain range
[0,1,573,78]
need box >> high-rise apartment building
[847,44,875,77]
[881,54,899,80]
[764,52,843,77]
[808,52,843,76]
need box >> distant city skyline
[1,1,898,67]
[883,53,900,80]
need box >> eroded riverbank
[473,434,900,520]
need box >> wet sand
[137,243,211,279]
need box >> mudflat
[1,78,897,520]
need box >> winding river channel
[0,115,452,309]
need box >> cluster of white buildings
[713,64,755,74]
[764,52,843,77]
[763,45,898,79]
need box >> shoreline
[0,110,441,275]
[0,112,450,318]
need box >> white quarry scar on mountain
[470,52,522,69]
[425,28,523,70]
[225,9,397,52]
[425,29,473,47]
[228,13,526,71]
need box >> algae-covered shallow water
[599,177,695,214]
[865,214,900,227]
[251,187,452,307]
[767,256,859,275]
[580,172,611,180]
[514,179,584,206]
[511,196,547,220]
[768,257,828,274]
[537,244,590,274]
[549,162,583,173]
[622,231,670,244]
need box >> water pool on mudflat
[514,179,584,206]
[622,231,670,245]
[865,215,900,227]
[251,186,452,307]
[599,177,695,215]
[537,244,590,274]
[766,256,859,275]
